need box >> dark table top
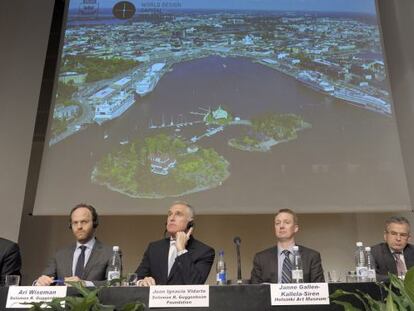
[0,282,384,311]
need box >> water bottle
[107,246,122,285]
[365,246,376,282]
[216,250,227,285]
[355,242,367,282]
[292,246,303,283]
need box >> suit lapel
[299,246,309,269]
[404,245,414,270]
[65,245,76,277]
[83,240,100,279]
[269,247,279,283]
[167,237,195,283]
[298,245,310,282]
[383,244,398,275]
[163,239,172,283]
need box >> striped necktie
[393,252,407,277]
[281,250,292,283]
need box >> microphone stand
[236,243,242,284]
[234,237,242,284]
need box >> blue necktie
[281,250,292,283]
[75,245,86,278]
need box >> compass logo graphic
[112,1,136,19]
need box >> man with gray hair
[371,216,414,281]
[135,201,215,286]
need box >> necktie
[393,252,407,277]
[168,241,177,276]
[281,250,292,283]
[75,245,87,278]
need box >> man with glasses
[371,216,414,281]
[35,204,112,286]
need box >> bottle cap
[365,246,371,251]
[113,246,120,251]
[356,241,363,247]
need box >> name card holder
[6,286,67,309]
[149,285,209,308]
[270,283,329,306]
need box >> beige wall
[18,212,414,285]
[0,0,53,241]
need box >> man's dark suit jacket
[250,245,325,284]
[371,242,414,281]
[0,238,22,285]
[42,240,112,285]
[135,237,215,285]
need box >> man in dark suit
[371,216,414,281]
[36,204,113,286]
[135,201,215,286]
[251,209,324,284]
[0,238,22,285]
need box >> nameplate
[270,283,329,305]
[6,286,67,309]
[148,285,209,308]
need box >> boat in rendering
[94,91,135,124]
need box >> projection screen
[33,0,411,215]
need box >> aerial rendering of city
[36,0,410,214]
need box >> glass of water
[126,273,138,286]
[327,270,341,283]
[5,275,20,286]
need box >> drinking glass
[346,271,358,283]
[327,270,341,283]
[126,273,138,286]
[5,275,20,286]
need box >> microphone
[233,236,241,245]
[233,236,242,284]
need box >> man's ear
[294,224,299,233]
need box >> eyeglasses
[386,231,410,238]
